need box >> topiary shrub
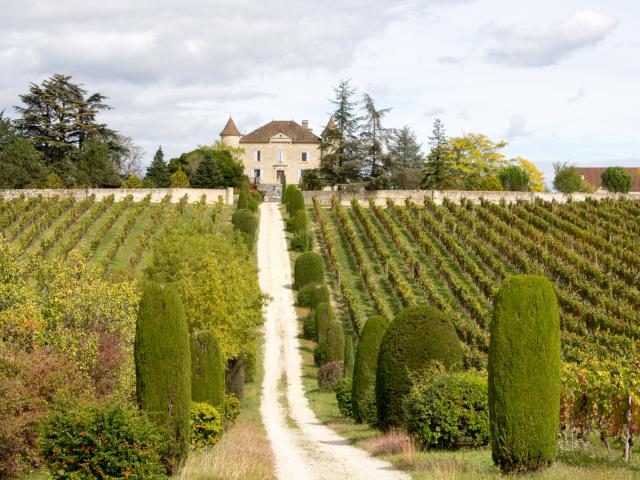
[343,335,354,378]
[223,394,241,428]
[283,184,297,207]
[297,282,329,309]
[232,209,257,247]
[135,282,191,472]
[376,305,463,430]
[190,402,223,449]
[352,316,388,424]
[489,275,561,473]
[291,209,308,231]
[601,166,632,193]
[325,320,345,363]
[302,314,316,340]
[314,302,334,345]
[294,251,324,289]
[317,361,343,391]
[237,187,249,209]
[313,343,326,367]
[291,228,314,252]
[289,188,306,217]
[191,330,225,410]
[41,403,167,479]
[404,371,489,450]
[335,376,353,418]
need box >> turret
[220,116,241,147]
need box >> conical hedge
[376,305,463,430]
[352,316,388,424]
[343,335,354,378]
[289,189,306,217]
[489,275,560,473]
[135,282,191,472]
[325,320,345,364]
[232,209,257,247]
[294,252,324,289]
[314,302,334,345]
[191,330,225,410]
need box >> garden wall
[304,189,640,206]
[0,187,235,205]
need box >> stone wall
[304,189,640,206]
[0,187,235,205]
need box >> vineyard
[312,195,640,367]
[0,193,226,277]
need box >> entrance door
[276,170,285,183]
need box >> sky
[1,0,639,187]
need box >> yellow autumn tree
[514,157,545,192]
[448,133,509,189]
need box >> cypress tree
[280,174,287,203]
[352,316,388,423]
[294,252,324,289]
[284,184,297,211]
[191,330,225,410]
[343,335,354,378]
[135,282,191,472]
[314,302,334,345]
[289,189,306,217]
[237,185,249,209]
[144,147,170,187]
[325,320,345,363]
[489,275,561,473]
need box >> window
[301,151,308,162]
[255,150,261,161]
[277,150,284,163]
[253,168,261,178]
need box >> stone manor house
[220,116,334,185]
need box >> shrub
[376,305,463,430]
[499,165,530,191]
[291,209,307,231]
[247,192,259,211]
[315,303,334,344]
[191,330,225,410]
[302,314,316,340]
[232,209,258,247]
[135,282,191,472]
[191,402,223,449]
[404,371,489,450]
[294,251,324,289]
[313,343,326,367]
[325,320,345,363]
[352,316,388,424]
[170,168,190,188]
[317,361,343,391]
[223,393,241,427]
[237,187,249,209]
[291,228,314,252]
[283,184,297,206]
[41,403,166,479]
[344,335,354,378]
[552,162,589,193]
[297,282,329,309]
[280,175,287,203]
[335,376,353,418]
[240,347,257,383]
[489,275,561,473]
[288,188,305,217]
[602,166,632,193]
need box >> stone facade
[220,117,324,185]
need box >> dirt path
[258,203,409,480]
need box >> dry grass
[178,421,275,480]
[360,429,414,457]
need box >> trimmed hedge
[292,209,307,231]
[335,376,353,418]
[297,282,329,309]
[191,330,225,410]
[314,302,334,345]
[489,275,561,473]
[404,371,489,450]
[232,209,257,247]
[294,251,324,289]
[283,184,297,206]
[291,228,313,252]
[289,188,305,217]
[344,335,354,378]
[237,188,249,209]
[376,305,463,430]
[325,320,345,364]
[352,316,388,424]
[302,314,316,340]
[135,282,191,472]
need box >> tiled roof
[220,117,241,136]
[575,167,640,192]
[240,120,321,144]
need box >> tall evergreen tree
[0,112,47,188]
[190,154,220,188]
[422,118,454,189]
[320,80,363,186]
[359,93,391,189]
[144,147,170,187]
[387,126,425,189]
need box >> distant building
[575,167,640,192]
[220,117,333,185]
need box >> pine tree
[144,147,170,187]
[388,126,425,189]
[170,168,190,187]
[359,93,391,188]
[422,119,454,189]
[190,154,220,188]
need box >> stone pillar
[226,187,234,206]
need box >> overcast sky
[1,0,639,186]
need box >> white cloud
[424,107,445,117]
[568,88,586,104]
[481,9,618,67]
[504,115,531,140]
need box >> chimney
[301,120,309,130]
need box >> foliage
[489,275,561,473]
[352,316,388,424]
[294,251,324,289]
[335,376,354,418]
[145,147,170,187]
[376,305,463,430]
[189,146,244,188]
[291,228,314,252]
[145,218,265,362]
[302,314,317,340]
[515,157,545,192]
[499,164,530,191]
[283,184,297,205]
[135,282,191,472]
[601,166,632,193]
[359,93,392,188]
[299,169,324,190]
[314,302,334,345]
[343,335,354,378]
[297,282,329,309]
[44,172,64,189]
[0,127,47,188]
[422,119,454,189]
[232,209,258,247]
[288,188,306,217]
[325,320,345,364]
[171,168,191,187]
[553,162,590,193]
[404,371,489,450]
[191,330,225,410]
[313,343,327,367]
[223,393,241,427]
[122,175,144,188]
[75,136,122,187]
[448,133,508,190]
[225,358,246,400]
[41,402,167,479]
[317,361,344,391]
[190,402,223,449]
[237,187,249,209]
[387,126,425,189]
[291,208,308,232]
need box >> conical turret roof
[220,116,241,136]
